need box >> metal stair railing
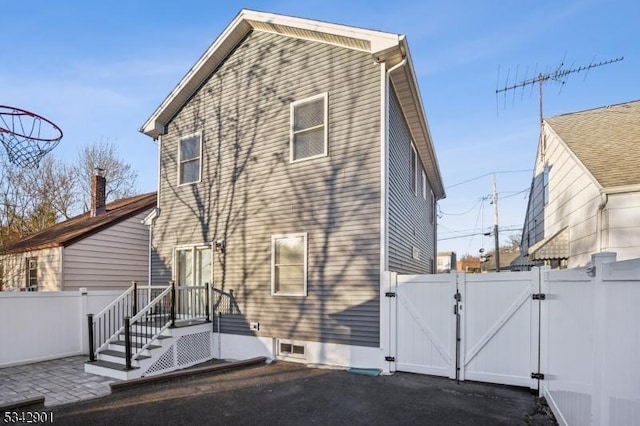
[124,284,173,369]
[87,282,167,362]
[123,282,212,370]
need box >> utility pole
[492,174,500,272]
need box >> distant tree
[0,140,140,247]
[0,157,77,245]
[504,233,522,252]
[74,140,139,211]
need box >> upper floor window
[422,170,427,199]
[430,190,435,224]
[272,233,307,296]
[290,93,328,162]
[179,133,202,185]
[410,144,418,196]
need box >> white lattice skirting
[144,330,212,377]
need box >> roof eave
[140,9,403,139]
[389,38,445,200]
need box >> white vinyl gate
[389,269,542,389]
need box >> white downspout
[380,57,407,275]
[379,57,406,374]
[596,193,608,252]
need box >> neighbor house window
[410,144,418,196]
[272,233,307,296]
[26,257,37,290]
[179,133,202,185]
[543,164,550,205]
[290,93,328,162]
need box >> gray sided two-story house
[140,10,444,369]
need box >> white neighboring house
[518,99,640,269]
[0,173,156,291]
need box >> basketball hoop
[0,105,63,168]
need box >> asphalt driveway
[49,361,555,425]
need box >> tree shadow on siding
[153,33,380,350]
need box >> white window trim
[543,164,550,205]
[173,243,213,285]
[271,232,308,297]
[177,131,203,186]
[410,143,418,196]
[430,190,435,224]
[290,93,329,163]
[422,170,427,199]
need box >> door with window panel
[175,245,212,319]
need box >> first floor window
[179,133,202,185]
[26,257,37,290]
[272,233,307,296]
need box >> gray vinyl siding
[387,87,435,274]
[63,212,150,291]
[151,31,381,347]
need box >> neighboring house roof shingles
[0,192,157,255]
[546,99,640,188]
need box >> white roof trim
[140,9,402,138]
[138,9,444,198]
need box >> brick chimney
[91,168,106,217]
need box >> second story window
[290,93,328,162]
[410,144,418,196]
[422,170,427,199]
[179,133,202,185]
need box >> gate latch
[531,372,545,380]
[532,293,546,300]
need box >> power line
[446,170,532,190]
[438,226,522,241]
[465,197,485,254]
[438,198,483,216]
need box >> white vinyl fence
[540,252,640,426]
[383,252,640,426]
[0,290,120,367]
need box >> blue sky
[3,1,638,256]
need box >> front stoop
[85,322,213,380]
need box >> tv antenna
[496,56,624,124]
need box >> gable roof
[546,99,640,188]
[0,192,157,255]
[139,9,445,200]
